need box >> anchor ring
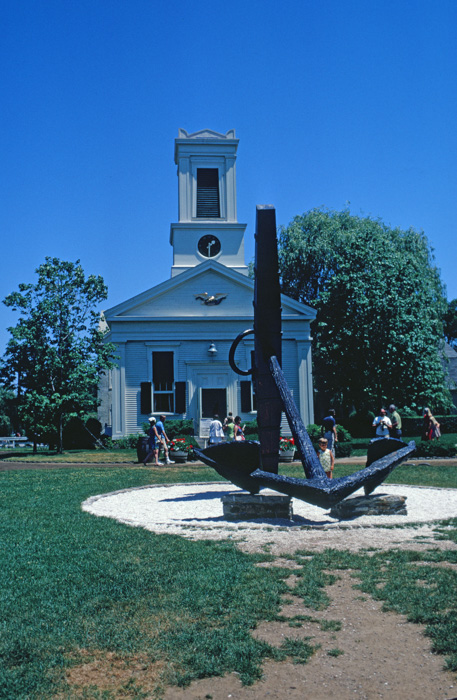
[228,329,254,376]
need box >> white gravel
[82,482,457,553]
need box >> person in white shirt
[372,408,392,439]
[209,414,224,444]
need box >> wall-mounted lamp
[208,342,218,356]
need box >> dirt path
[164,564,457,700]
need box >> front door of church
[201,388,227,418]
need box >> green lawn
[1,464,457,698]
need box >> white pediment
[177,128,236,140]
[103,261,315,323]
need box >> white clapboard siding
[125,342,149,434]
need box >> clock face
[197,235,221,258]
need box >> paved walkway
[0,457,457,472]
[1,456,457,472]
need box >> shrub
[306,424,322,442]
[414,438,456,458]
[111,433,142,449]
[163,419,194,439]
[400,415,457,437]
[244,419,258,437]
[335,442,353,458]
[62,416,102,449]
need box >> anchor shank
[254,206,283,474]
[269,355,327,479]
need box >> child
[317,437,334,479]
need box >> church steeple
[170,129,248,277]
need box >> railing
[0,437,30,448]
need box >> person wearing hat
[143,416,163,466]
[372,408,392,439]
[388,404,402,439]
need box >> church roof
[103,260,316,324]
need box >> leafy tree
[1,258,116,452]
[0,387,15,436]
[444,299,457,348]
[278,208,451,416]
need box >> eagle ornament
[194,293,227,306]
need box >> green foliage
[414,436,456,458]
[110,433,142,449]
[444,298,457,347]
[163,419,194,438]
[243,419,258,436]
[327,648,344,657]
[279,208,451,415]
[62,415,102,449]
[278,638,317,664]
[335,442,353,458]
[306,423,322,442]
[1,258,117,453]
[0,388,16,436]
[402,414,457,436]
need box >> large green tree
[278,208,451,416]
[1,258,116,452]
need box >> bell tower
[170,129,248,277]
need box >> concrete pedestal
[221,493,293,521]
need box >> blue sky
[1,0,456,353]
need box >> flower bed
[169,436,195,462]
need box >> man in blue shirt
[322,408,338,456]
[156,414,175,464]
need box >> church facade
[99,129,316,440]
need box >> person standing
[143,417,162,466]
[322,408,338,456]
[422,407,441,441]
[388,404,402,439]
[234,415,245,441]
[209,414,224,444]
[372,408,392,439]
[156,414,175,464]
[223,415,235,441]
[317,437,334,479]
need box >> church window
[153,351,174,412]
[196,168,220,218]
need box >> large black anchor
[195,206,415,509]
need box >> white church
[99,129,316,440]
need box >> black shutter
[175,381,186,414]
[140,382,152,414]
[240,381,252,413]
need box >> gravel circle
[82,482,457,552]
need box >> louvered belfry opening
[196,168,220,218]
